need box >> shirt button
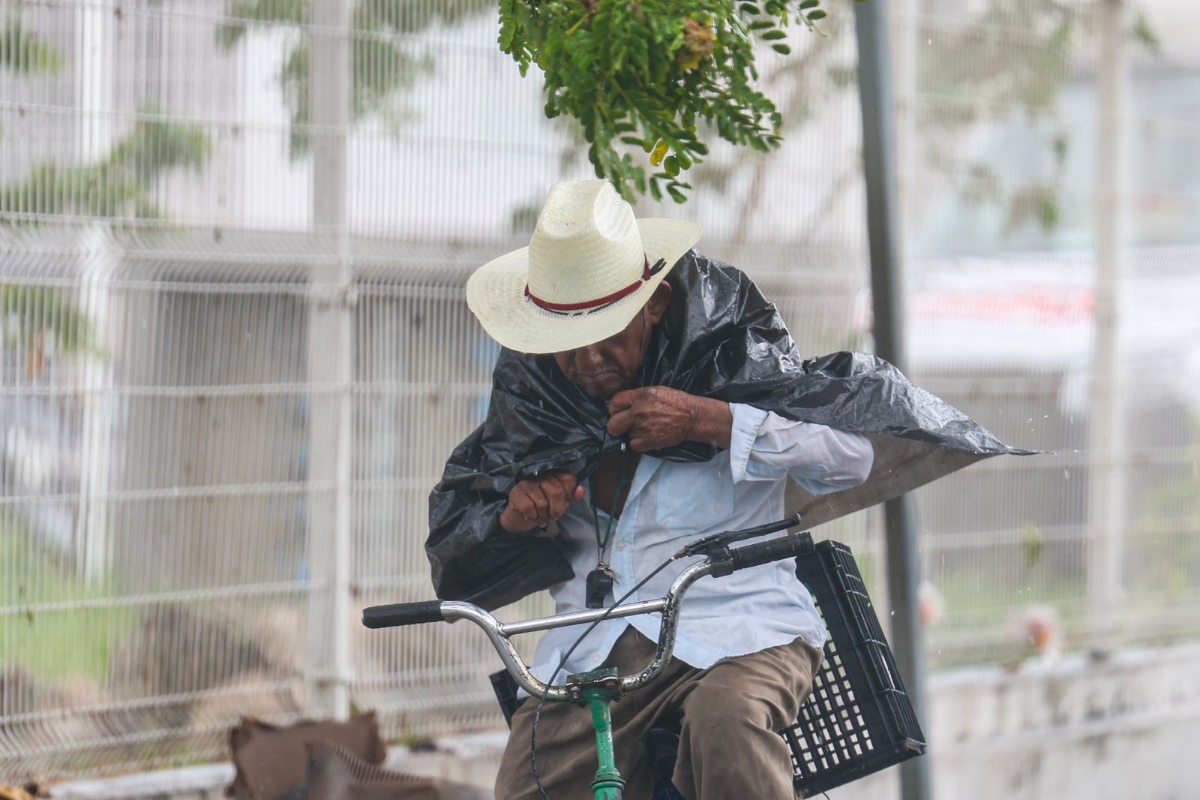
[592,655,602,664]
[616,541,627,551]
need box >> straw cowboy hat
[466,180,703,354]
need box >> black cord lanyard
[585,444,631,609]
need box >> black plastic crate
[787,539,926,797]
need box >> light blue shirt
[529,403,875,686]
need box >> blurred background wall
[1,0,1198,792]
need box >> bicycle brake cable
[530,552,682,800]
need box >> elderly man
[429,180,880,799]
[427,175,1033,800]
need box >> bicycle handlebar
[718,531,814,575]
[676,513,801,557]
[362,519,812,701]
[362,599,446,629]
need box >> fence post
[77,229,115,584]
[306,0,355,721]
[1087,0,1129,651]
[75,1,116,585]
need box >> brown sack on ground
[0,786,37,800]
[305,742,493,800]
[227,712,386,800]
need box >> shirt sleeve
[728,403,874,494]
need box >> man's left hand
[607,386,732,452]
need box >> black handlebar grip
[728,532,814,572]
[361,601,446,629]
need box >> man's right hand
[499,471,585,534]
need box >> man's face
[552,283,672,401]
[553,312,649,401]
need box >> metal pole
[854,4,931,800]
[896,0,919,241]
[1087,0,1128,651]
[75,0,116,585]
[307,0,355,720]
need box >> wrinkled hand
[499,471,585,534]
[606,387,732,452]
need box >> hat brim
[466,218,702,354]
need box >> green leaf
[1022,524,1045,567]
[807,10,827,21]
[1039,197,1060,229]
[0,107,212,222]
[0,22,65,75]
[1131,11,1162,55]
[490,0,816,203]
[799,0,820,9]
[1052,135,1069,165]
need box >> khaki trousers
[494,627,821,800]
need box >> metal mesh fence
[0,0,1197,784]
[899,0,1200,671]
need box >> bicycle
[362,515,925,800]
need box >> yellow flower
[678,19,715,72]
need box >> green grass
[1,521,134,686]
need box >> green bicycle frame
[562,668,627,800]
[585,686,625,800]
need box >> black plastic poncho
[427,251,1031,609]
